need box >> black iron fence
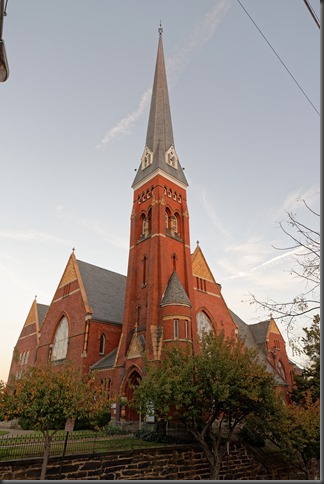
[0,431,130,461]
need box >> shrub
[134,428,182,444]
[104,424,128,436]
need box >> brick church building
[8,29,297,423]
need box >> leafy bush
[18,416,40,430]
[74,409,111,431]
[134,428,182,444]
[104,424,128,436]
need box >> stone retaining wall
[0,442,308,480]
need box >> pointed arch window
[196,311,213,338]
[147,208,152,235]
[142,255,147,287]
[99,334,106,355]
[277,360,286,381]
[141,147,153,170]
[141,214,146,236]
[165,145,178,169]
[165,208,171,230]
[52,316,69,361]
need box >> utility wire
[236,0,320,117]
[302,0,320,29]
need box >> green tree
[244,392,320,480]
[291,314,320,405]
[0,362,108,479]
[131,332,278,480]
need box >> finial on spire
[158,21,163,36]
[72,247,75,252]
[196,240,200,246]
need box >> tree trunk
[209,456,222,480]
[193,431,224,480]
[40,432,52,480]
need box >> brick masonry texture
[0,443,310,480]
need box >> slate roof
[77,260,126,324]
[230,310,259,352]
[160,271,192,307]
[132,32,188,188]
[90,348,117,371]
[249,320,270,346]
[230,310,286,386]
[37,304,49,329]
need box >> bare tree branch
[248,198,320,350]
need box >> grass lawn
[0,430,9,436]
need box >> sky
[0,0,320,382]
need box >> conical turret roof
[160,271,192,307]
[132,28,188,188]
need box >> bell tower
[113,27,198,398]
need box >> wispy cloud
[272,185,320,222]
[199,188,233,241]
[224,246,301,281]
[96,89,152,148]
[97,0,231,148]
[56,207,128,250]
[167,0,231,85]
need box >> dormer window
[165,145,178,169]
[141,147,153,170]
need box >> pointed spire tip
[158,21,163,36]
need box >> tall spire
[132,26,188,188]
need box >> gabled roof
[229,310,258,352]
[230,310,287,386]
[132,31,188,189]
[160,271,191,307]
[77,260,126,324]
[191,244,216,282]
[37,303,49,329]
[19,299,49,344]
[90,348,117,371]
[249,320,271,345]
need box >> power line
[302,0,320,29]
[236,0,320,117]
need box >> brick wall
[0,443,310,480]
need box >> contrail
[97,0,231,148]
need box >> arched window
[277,360,286,381]
[174,212,181,235]
[99,334,106,355]
[196,311,213,338]
[165,208,171,230]
[172,216,178,234]
[141,213,146,236]
[101,378,111,399]
[52,316,69,361]
[147,208,152,234]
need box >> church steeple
[132,26,188,189]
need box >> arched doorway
[123,370,142,422]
